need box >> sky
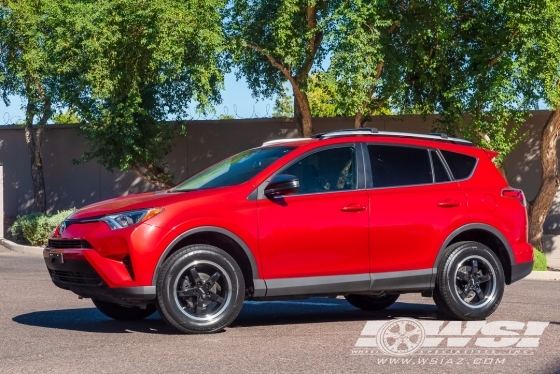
[0,72,277,125]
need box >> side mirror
[264,174,300,197]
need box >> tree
[52,108,82,125]
[272,86,293,118]
[226,0,358,137]
[0,0,63,213]
[57,0,226,187]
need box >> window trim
[255,143,365,200]
[430,149,453,183]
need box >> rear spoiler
[484,150,499,161]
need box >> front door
[257,145,370,283]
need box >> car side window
[281,146,357,195]
[368,145,432,188]
[440,150,477,180]
[430,150,451,183]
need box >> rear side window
[440,150,477,180]
[368,145,432,188]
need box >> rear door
[366,144,469,273]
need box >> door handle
[340,203,367,212]
[438,199,461,208]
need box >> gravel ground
[1,246,559,374]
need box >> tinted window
[430,150,451,183]
[368,145,432,188]
[282,146,356,194]
[174,147,294,191]
[440,150,477,180]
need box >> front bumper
[44,249,156,306]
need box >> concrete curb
[524,271,560,281]
[0,238,43,255]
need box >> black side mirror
[264,174,300,197]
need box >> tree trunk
[354,112,364,129]
[24,102,47,213]
[528,108,560,251]
[292,85,313,137]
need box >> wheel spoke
[474,287,485,301]
[471,260,479,275]
[461,289,472,300]
[190,267,201,284]
[456,270,470,282]
[177,288,197,297]
[205,272,221,288]
[195,296,204,315]
[478,274,492,283]
[208,291,224,304]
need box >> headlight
[100,208,164,230]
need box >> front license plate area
[49,252,64,264]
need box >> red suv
[44,128,533,333]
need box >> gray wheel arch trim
[433,223,515,270]
[151,226,261,288]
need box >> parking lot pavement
[1,246,559,374]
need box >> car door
[257,144,370,294]
[366,144,469,274]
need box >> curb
[524,271,560,281]
[0,238,44,255]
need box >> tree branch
[245,42,297,87]
[487,29,519,68]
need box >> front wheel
[433,241,505,320]
[92,299,157,320]
[345,293,399,311]
[156,244,245,334]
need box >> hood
[68,191,193,220]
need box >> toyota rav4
[44,128,533,333]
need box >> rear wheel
[433,241,504,320]
[92,299,156,320]
[156,244,245,334]
[345,293,399,311]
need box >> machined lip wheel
[172,260,233,322]
[454,255,496,309]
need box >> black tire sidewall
[436,242,505,320]
[157,245,245,333]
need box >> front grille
[48,269,104,286]
[122,255,135,280]
[47,239,93,249]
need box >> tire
[92,299,157,320]
[156,244,245,334]
[433,241,505,320]
[345,293,399,311]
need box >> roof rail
[309,128,473,145]
[262,138,308,146]
[312,128,379,139]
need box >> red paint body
[44,136,533,293]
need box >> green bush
[533,248,547,271]
[12,209,76,247]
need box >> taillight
[501,188,526,207]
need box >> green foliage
[533,248,548,271]
[56,0,227,187]
[52,109,82,125]
[272,86,293,118]
[12,209,76,247]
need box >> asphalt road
[1,246,559,374]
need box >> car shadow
[12,298,446,334]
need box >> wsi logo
[355,318,549,356]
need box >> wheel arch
[434,224,515,285]
[152,226,264,295]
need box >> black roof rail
[312,128,379,139]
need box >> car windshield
[173,146,295,192]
